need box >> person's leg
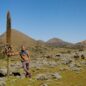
[22,61,29,77]
[26,62,29,70]
[26,61,31,78]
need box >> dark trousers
[22,61,31,78]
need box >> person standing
[6,45,31,78]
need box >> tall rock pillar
[6,11,11,44]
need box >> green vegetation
[6,66,86,86]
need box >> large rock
[52,73,62,80]
[80,61,86,66]
[68,63,81,71]
[36,72,62,80]
[0,69,7,76]
[48,61,57,67]
[40,83,48,86]
[0,81,6,86]
[0,78,6,86]
[36,74,49,80]
[10,62,22,69]
[61,58,72,65]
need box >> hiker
[7,45,31,78]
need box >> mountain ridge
[0,29,86,48]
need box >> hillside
[73,40,86,49]
[46,38,73,47]
[77,40,86,46]
[0,29,86,49]
[0,29,37,49]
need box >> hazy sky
[0,0,86,43]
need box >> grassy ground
[0,48,86,86]
[6,66,86,86]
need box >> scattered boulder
[36,74,49,80]
[55,54,61,57]
[40,83,48,86]
[67,50,71,54]
[0,81,6,86]
[0,69,7,77]
[61,58,72,65]
[68,63,81,71]
[36,73,62,80]
[80,61,86,66]
[79,49,84,52]
[73,53,80,60]
[81,54,85,59]
[71,67,81,71]
[52,73,62,80]
[12,72,21,77]
[54,54,62,60]
[59,67,69,71]
[48,61,57,67]
[10,62,21,69]
[20,73,25,79]
[0,78,6,86]
[46,55,52,59]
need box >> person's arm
[7,51,20,56]
[14,51,20,55]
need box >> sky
[0,0,86,43]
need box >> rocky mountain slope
[46,38,73,47]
